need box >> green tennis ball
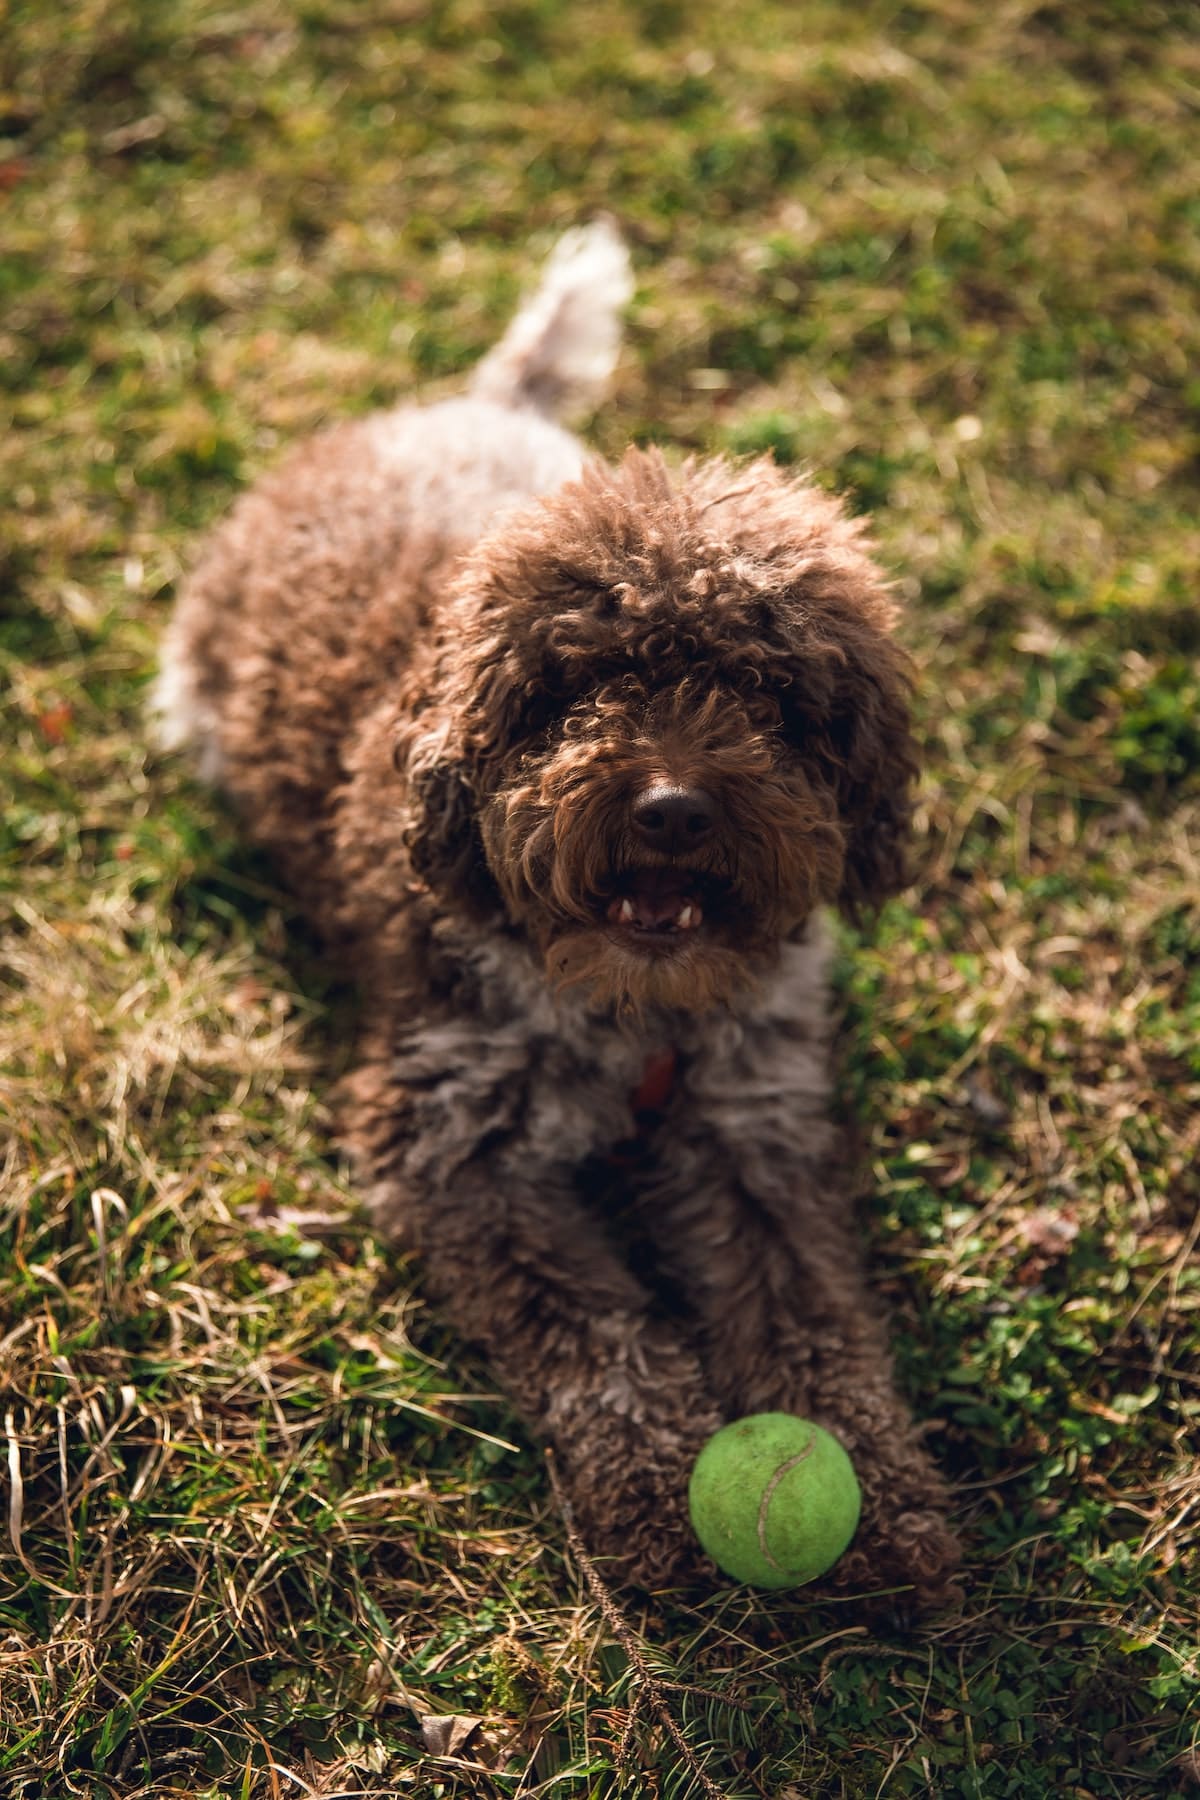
[688,1413,862,1589]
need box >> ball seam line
[755,1435,816,1572]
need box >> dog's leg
[638,1134,962,1612]
[341,1038,723,1590]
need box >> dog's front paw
[834,1506,964,1618]
[568,1484,710,1591]
[548,1414,715,1592]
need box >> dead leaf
[1017,1207,1080,1257]
[963,1074,1010,1128]
[35,702,73,744]
[420,1714,483,1759]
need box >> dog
[155,220,961,1605]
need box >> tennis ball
[688,1413,861,1588]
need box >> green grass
[2,0,1199,1793]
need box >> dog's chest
[449,923,834,1164]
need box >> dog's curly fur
[156,223,961,1605]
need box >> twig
[545,1450,734,1800]
[660,1678,756,1712]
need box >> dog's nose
[631,783,718,852]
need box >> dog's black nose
[631,783,718,852]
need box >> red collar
[630,1047,677,1116]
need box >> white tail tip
[470,217,633,422]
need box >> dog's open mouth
[603,868,719,939]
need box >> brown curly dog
[155,221,961,1607]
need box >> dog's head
[399,449,916,1013]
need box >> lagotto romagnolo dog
[155,221,961,1605]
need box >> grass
[2,0,1198,1793]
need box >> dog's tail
[469,217,633,422]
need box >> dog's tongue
[607,871,700,930]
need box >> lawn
[2,1,1198,1794]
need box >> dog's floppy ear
[403,755,478,892]
[822,650,918,915]
[392,715,498,912]
[685,454,919,914]
[747,467,917,916]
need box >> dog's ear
[725,464,919,915]
[403,756,477,891]
[393,717,499,912]
[821,655,918,915]
[683,455,920,914]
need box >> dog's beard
[480,761,845,1017]
[543,923,761,1015]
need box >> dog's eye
[515,694,562,739]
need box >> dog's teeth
[619,897,635,923]
[677,903,701,929]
